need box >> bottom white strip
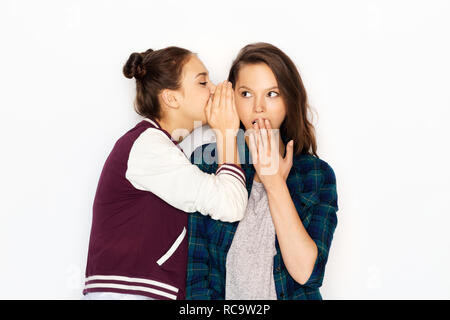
[85,275,178,293]
[85,283,177,300]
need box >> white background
[1,0,449,299]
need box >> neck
[156,116,194,143]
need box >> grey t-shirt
[225,180,277,300]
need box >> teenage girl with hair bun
[83,46,248,300]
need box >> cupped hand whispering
[205,81,240,136]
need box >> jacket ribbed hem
[83,274,180,300]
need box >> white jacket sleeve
[125,128,248,223]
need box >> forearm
[216,130,240,168]
[265,177,318,285]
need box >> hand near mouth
[205,81,241,165]
[248,118,294,186]
[205,81,240,136]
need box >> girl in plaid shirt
[187,43,339,300]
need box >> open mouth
[252,118,267,125]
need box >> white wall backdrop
[1,0,449,299]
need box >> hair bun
[123,52,147,79]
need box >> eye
[241,91,252,98]
[267,91,279,98]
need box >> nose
[208,82,216,95]
[254,95,266,113]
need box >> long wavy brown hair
[228,42,318,157]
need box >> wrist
[217,128,238,140]
[263,174,286,195]
[216,134,239,165]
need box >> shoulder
[109,121,167,156]
[292,154,337,188]
[136,126,174,145]
[128,126,182,158]
[125,126,190,172]
[292,154,335,175]
[291,154,338,210]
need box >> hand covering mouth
[252,118,267,125]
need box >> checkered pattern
[186,141,339,300]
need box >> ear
[160,89,181,110]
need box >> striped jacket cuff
[215,164,246,187]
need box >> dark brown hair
[123,46,192,120]
[228,42,318,157]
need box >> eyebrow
[238,85,279,91]
[195,72,208,78]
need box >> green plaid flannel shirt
[186,139,339,300]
